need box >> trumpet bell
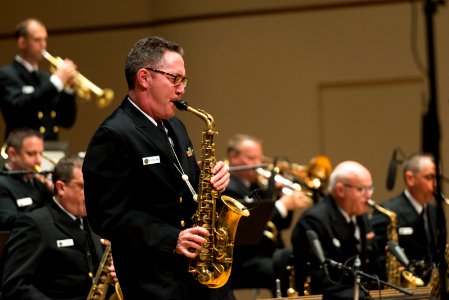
[308,155,332,189]
[42,50,114,109]
[274,155,332,191]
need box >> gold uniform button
[179,196,182,203]
[50,111,56,119]
[37,111,43,119]
[39,126,46,134]
[180,220,185,227]
[53,126,59,133]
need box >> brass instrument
[256,167,309,197]
[367,199,424,288]
[87,240,123,300]
[286,264,299,297]
[274,155,332,191]
[427,193,449,297]
[42,50,114,109]
[427,246,449,298]
[174,100,250,288]
[0,143,54,190]
[257,155,332,200]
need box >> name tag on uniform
[22,85,35,94]
[399,227,414,235]
[16,197,33,207]
[56,239,74,248]
[142,156,160,165]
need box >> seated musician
[0,128,53,231]
[223,133,312,294]
[1,155,118,300]
[371,153,437,285]
[291,160,382,300]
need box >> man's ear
[17,36,26,50]
[6,146,17,162]
[55,180,65,195]
[404,170,414,187]
[136,69,150,88]
[334,182,345,198]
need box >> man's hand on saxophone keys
[108,259,119,284]
[210,161,230,191]
[175,227,210,258]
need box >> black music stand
[235,200,275,246]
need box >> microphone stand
[324,259,413,297]
[353,256,361,300]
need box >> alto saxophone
[368,199,424,288]
[175,100,250,288]
[87,240,124,300]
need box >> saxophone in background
[367,199,424,288]
[174,100,250,288]
[86,240,123,300]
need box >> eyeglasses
[65,180,84,190]
[343,183,374,195]
[145,67,189,87]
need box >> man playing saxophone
[0,18,77,141]
[291,161,382,299]
[371,153,438,284]
[83,36,233,300]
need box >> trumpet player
[0,18,77,141]
[0,128,53,231]
[371,153,438,284]
[224,133,312,294]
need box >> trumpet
[258,155,332,201]
[256,167,308,197]
[42,50,114,109]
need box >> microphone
[306,230,326,264]
[387,240,410,268]
[386,149,398,191]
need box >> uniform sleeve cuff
[275,200,288,218]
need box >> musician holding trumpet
[0,18,77,141]
[224,134,312,294]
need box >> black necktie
[349,220,361,251]
[30,70,40,85]
[421,207,433,251]
[75,217,84,230]
[158,121,181,160]
[156,121,166,134]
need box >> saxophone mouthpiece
[367,199,375,207]
[174,100,188,111]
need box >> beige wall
[1,0,448,298]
